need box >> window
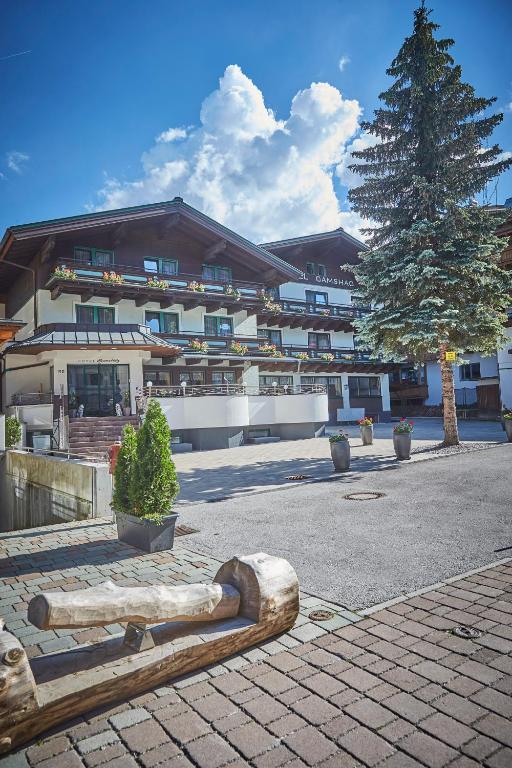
[308,332,331,350]
[179,371,205,385]
[348,376,381,398]
[144,369,172,386]
[74,247,113,267]
[212,371,236,385]
[144,258,178,275]
[259,375,293,387]
[305,263,326,277]
[145,311,179,334]
[306,290,328,306]
[258,328,282,346]
[204,316,233,337]
[202,264,232,282]
[76,305,115,324]
[459,363,481,381]
[301,376,342,397]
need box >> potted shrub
[503,410,512,442]
[122,390,131,416]
[5,415,22,448]
[393,418,414,460]
[113,401,180,553]
[329,432,350,471]
[358,416,374,445]
[68,389,78,418]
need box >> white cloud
[95,64,368,241]
[338,55,350,73]
[156,127,188,143]
[6,150,29,174]
[506,101,512,113]
[336,131,380,188]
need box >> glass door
[67,364,129,416]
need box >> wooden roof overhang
[0,318,26,343]
[0,198,303,293]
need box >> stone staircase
[68,416,139,459]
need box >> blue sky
[1,0,511,240]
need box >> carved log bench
[0,553,299,753]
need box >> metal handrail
[11,392,53,405]
[7,446,107,463]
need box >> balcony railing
[143,383,326,397]
[49,259,265,298]
[11,392,53,406]
[277,298,370,320]
[279,343,378,362]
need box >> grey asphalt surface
[181,444,512,610]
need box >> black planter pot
[116,511,179,553]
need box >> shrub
[5,416,21,448]
[131,399,180,522]
[111,425,137,515]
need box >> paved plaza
[173,420,506,506]
[0,521,511,768]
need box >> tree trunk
[440,345,459,446]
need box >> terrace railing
[278,298,370,319]
[144,383,326,398]
[10,392,53,406]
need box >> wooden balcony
[390,382,429,401]
[257,297,369,331]
[46,259,266,314]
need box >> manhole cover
[175,524,199,537]
[286,474,311,481]
[451,626,482,639]
[344,492,385,501]
[308,610,334,621]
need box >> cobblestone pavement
[1,521,512,767]
[173,420,505,506]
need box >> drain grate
[286,474,311,481]
[451,626,482,640]
[308,610,335,621]
[344,491,385,501]
[175,524,199,537]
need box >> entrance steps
[68,416,139,458]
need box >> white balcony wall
[34,290,257,337]
[158,395,250,431]
[248,393,328,425]
[6,404,53,428]
[278,280,354,305]
[497,327,512,408]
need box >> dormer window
[305,262,326,277]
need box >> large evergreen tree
[348,3,512,445]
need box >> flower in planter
[225,285,242,300]
[319,353,335,362]
[393,418,414,433]
[358,417,373,426]
[293,352,310,361]
[260,293,282,312]
[320,309,331,316]
[258,342,277,354]
[329,432,349,443]
[189,338,209,353]
[102,271,124,284]
[230,341,249,355]
[188,280,205,292]
[53,266,77,280]
[502,407,512,419]
[147,277,170,289]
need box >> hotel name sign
[297,269,357,289]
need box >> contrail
[0,50,31,62]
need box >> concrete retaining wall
[0,450,112,531]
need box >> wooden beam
[112,222,129,247]
[229,360,243,367]
[289,318,304,329]
[50,286,62,301]
[207,359,225,367]
[185,357,203,366]
[205,303,223,313]
[245,308,259,317]
[183,299,201,311]
[135,295,151,307]
[80,289,95,303]
[157,213,180,240]
[109,295,122,305]
[261,268,278,283]
[159,298,175,310]
[226,305,241,315]
[277,317,290,328]
[203,240,227,263]
[38,236,56,264]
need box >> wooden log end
[27,594,51,630]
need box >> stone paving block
[213,710,252,734]
[211,672,253,696]
[291,694,339,725]
[486,747,512,768]
[433,692,485,724]
[470,686,512,717]
[108,707,151,730]
[284,725,338,766]
[344,698,396,729]
[138,741,182,767]
[226,721,277,759]
[256,669,298,695]
[336,666,381,692]
[302,671,346,698]
[26,736,71,764]
[384,691,434,723]
[420,712,476,749]
[400,731,459,768]
[118,719,170,754]
[462,734,502,762]
[162,710,212,744]
[191,691,238,721]
[267,713,308,738]
[37,751,85,768]
[83,743,129,768]
[380,667,426,693]
[337,726,395,766]
[185,733,240,768]
[76,730,120,755]
[241,693,289,725]
[409,660,457,684]
[252,744,297,768]
[474,712,512,747]
[320,714,359,741]
[288,623,328,642]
